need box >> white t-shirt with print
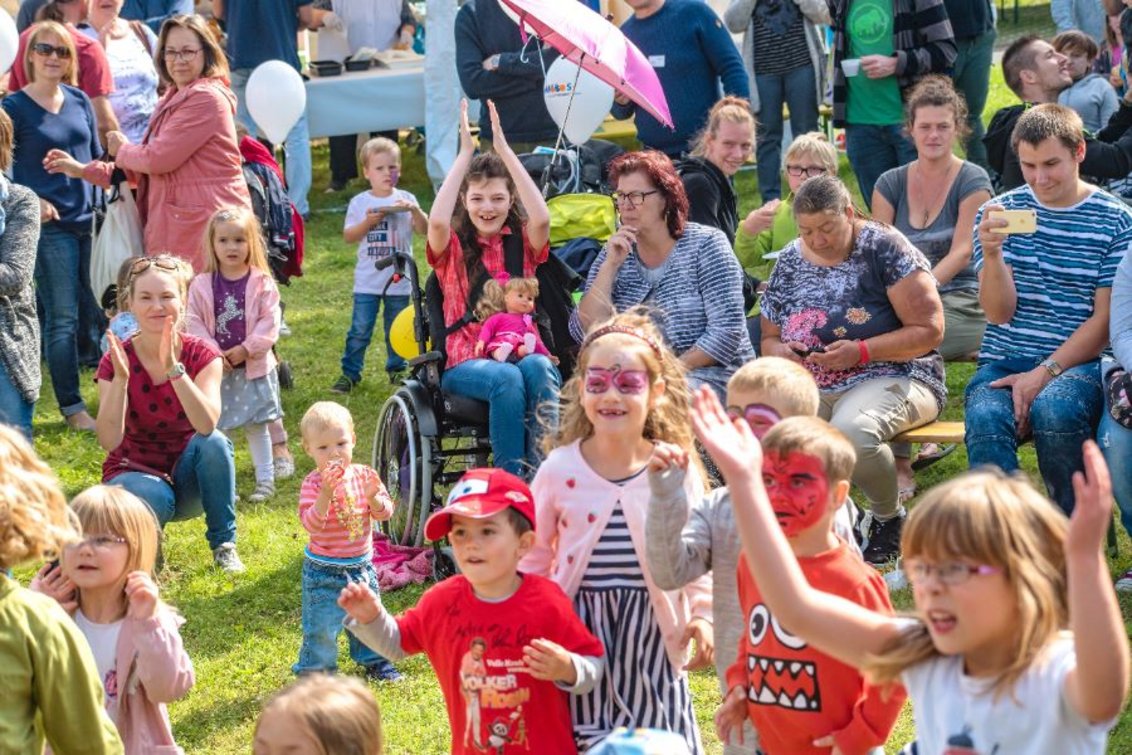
[902,635,1111,754]
[75,609,124,717]
[344,188,417,296]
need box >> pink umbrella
[497,0,673,129]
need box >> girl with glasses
[521,311,711,754]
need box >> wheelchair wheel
[373,392,432,547]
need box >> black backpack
[242,162,298,284]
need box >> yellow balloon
[390,306,426,360]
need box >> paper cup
[841,58,861,77]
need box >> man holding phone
[966,103,1132,514]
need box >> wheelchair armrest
[409,351,445,368]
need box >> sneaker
[884,557,909,591]
[365,660,404,683]
[862,513,904,566]
[1116,569,1132,592]
[278,318,292,337]
[248,481,275,503]
[330,374,357,394]
[273,454,295,480]
[212,543,246,573]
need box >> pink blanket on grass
[371,532,432,592]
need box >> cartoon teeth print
[744,604,822,712]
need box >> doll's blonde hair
[475,275,539,321]
[0,425,80,569]
[202,206,273,277]
[256,674,384,755]
[69,485,161,579]
[864,468,1069,698]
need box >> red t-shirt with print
[398,573,602,754]
[96,334,220,481]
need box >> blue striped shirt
[973,186,1132,362]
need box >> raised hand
[1067,440,1114,558]
[523,638,576,684]
[125,571,160,620]
[458,98,474,156]
[338,580,382,625]
[364,470,394,520]
[158,316,179,374]
[690,385,763,483]
[486,99,509,154]
[30,562,77,614]
[648,441,689,473]
[106,330,130,381]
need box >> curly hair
[0,425,80,570]
[904,75,972,142]
[475,275,539,321]
[608,151,689,238]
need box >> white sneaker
[212,543,246,573]
[1116,569,1132,592]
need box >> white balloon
[542,57,613,146]
[246,61,307,145]
[0,12,17,76]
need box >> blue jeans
[341,293,409,379]
[755,64,819,202]
[440,355,561,478]
[844,123,917,209]
[0,358,33,440]
[294,557,391,674]
[965,358,1103,513]
[109,432,238,549]
[35,223,101,416]
[1098,358,1132,536]
[952,31,996,169]
[230,68,311,216]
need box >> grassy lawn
[22,8,1132,751]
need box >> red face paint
[761,451,830,537]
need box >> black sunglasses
[32,42,71,59]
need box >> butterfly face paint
[584,365,651,395]
[762,451,830,537]
[727,402,781,440]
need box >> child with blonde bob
[35,485,194,754]
[253,673,384,755]
[474,274,551,363]
[0,426,122,753]
[521,310,712,753]
[186,207,284,503]
[693,382,1129,754]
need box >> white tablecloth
[304,64,425,138]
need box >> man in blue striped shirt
[967,103,1130,513]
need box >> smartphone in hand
[988,209,1037,234]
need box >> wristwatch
[488,53,501,71]
[1040,358,1063,378]
[166,362,186,381]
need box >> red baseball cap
[423,468,536,542]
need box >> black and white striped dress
[571,475,703,754]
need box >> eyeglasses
[65,534,129,551]
[163,48,202,62]
[610,190,659,208]
[902,560,1001,587]
[785,165,829,178]
[584,366,651,395]
[32,43,71,59]
[726,402,781,432]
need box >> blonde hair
[864,469,1070,697]
[301,401,355,441]
[760,416,856,486]
[359,137,401,169]
[203,207,273,277]
[25,21,77,85]
[69,486,161,579]
[125,254,194,328]
[256,674,383,755]
[0,425,80,570]
[547,310,698,464]
[475,276,539,321]
[783,132,839,177]
[727,357,820,418]
[0,109,13,173]
[690,96,756,159]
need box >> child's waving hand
[338,581,382,625]
[1067,440,1114,558]
[648,441,689,474]
[691,385,762,482]
[523,638,577,685]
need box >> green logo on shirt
[848,0,890,46]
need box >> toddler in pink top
[473,274,551,363]
[294,401,401,680]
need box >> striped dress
[572,471,703,754]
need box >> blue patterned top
[973,185,1132,364]
[569,222,755,397]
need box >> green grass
[24,9,1132,749]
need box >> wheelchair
[371,250,494,549]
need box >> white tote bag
[91,182,145,304]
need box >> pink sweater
[519,440,713,670]
[478,311,550,356]
[299,464,393,559]
[185,269,280,380]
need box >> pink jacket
[110,607,195,754]
[82,77,251,272]
[185,269,280,379]
[519,441,713,670]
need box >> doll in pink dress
[474,274,551,362]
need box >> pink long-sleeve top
[477,311,550,356]
[519,440,713,671]
[299,464,393,559]
[185,269,280,380]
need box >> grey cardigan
[0,184,42,404]
[723,0,830,115]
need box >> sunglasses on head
[32,42,71,59]
[584,366,651,395]
[726,402,782,430]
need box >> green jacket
[735,197,799,273]
[0,574,123,754]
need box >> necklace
[912,159,957,227]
